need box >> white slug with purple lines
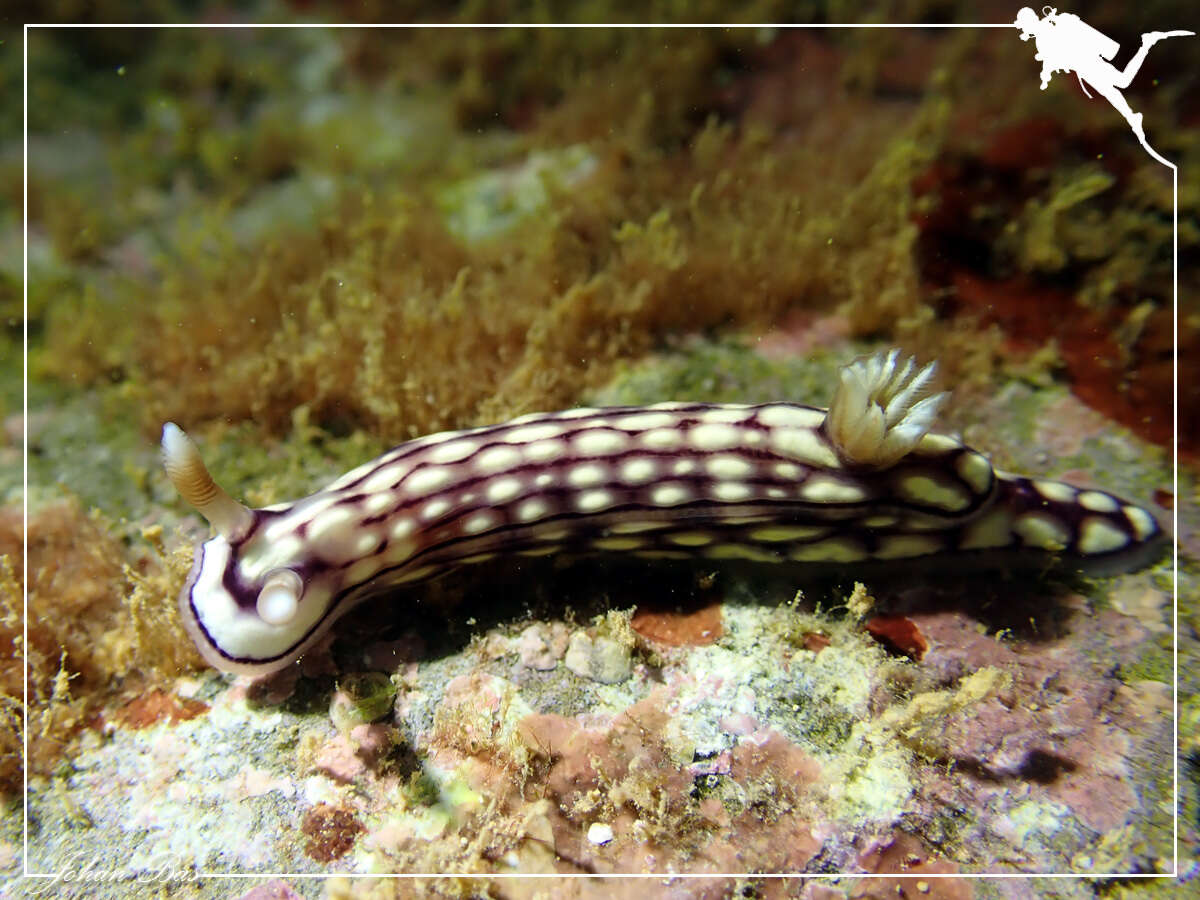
[162,349,1165,675]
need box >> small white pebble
[587,822,614,845]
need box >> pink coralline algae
[315,724,396,784]
[852,831,973,900]
[516,692,824,875]
[329,571,1174,881]
[405,669,830,877]
[515,621,570,670]
[896,594,1166,841]
[234,880,306,900]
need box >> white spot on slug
[577,490,614,512]
[345,557,380,587]
[476,445,523,473]
[505,423,565,443]
[706,455,754,480]
[690,423,741,451]
[363,492,394,516]
[420,429,465,445]
[237,533,305,583]
[1079,518,1130,554]
[429,439,480,464]
[955,452,993,495]
[525,440,566,463]
[506,412,547,426]
[384,539,417,564]
[516,498,550,522]
[640,429,684,450]
[574,429,629,455]
[651,484,691,506]
[705,543,780,563]
[567,464,608,488]
[263,494,339,543]
[613,412,678,430]
[1079,491,1119,513]
[486,477,524,502]
[756,405,825,429]
[593,537,643,551]
[608,520,670,534]
[873,534,943,559]
[894,473,970,512]
[393,564,438,584]
[352,531,380,557]
[325,460,378,491]
[405,466,453,495]
[958,508,1014,550]
[1034,479,1077,504]
[308,506,358,552]
[362,463,407,494]
[768,428,840,469]
[1014,512,1071,551]
[556,407,600,419]
[648,401,693,410]
[518,546,559,557]
[712,482,753,502]
[799,475,867,504]
[915,433,961,455]
[699,406,753,424]
[463,511,498,534]
[862,514,898,528]
[459,552,497,565]
[789,538,866,562]
[667,532,713,546]
[621,458,658,483]
[1124,506,1158,541]
[748,525,829,542]
[898,512,953,531]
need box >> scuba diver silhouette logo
[1014,7,1193,166]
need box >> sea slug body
[162,348,1165,675]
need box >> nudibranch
[163,349,1164,675]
